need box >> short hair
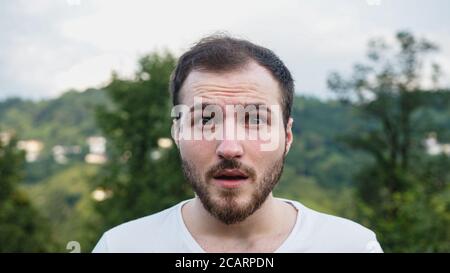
[169,34,294,127]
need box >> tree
[0,133,56,252]
[328,31,450,252]
[92,52,192,245]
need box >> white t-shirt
[92,198,383,253]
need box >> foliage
[26,163,101,252]
[92,52,193,243]
[0,134,56,252]
[328,31,450,252]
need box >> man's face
[173,61,293,225]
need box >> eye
[201,116,213,125]
[191,112,216,127]
[245,113,266,126]
[196,114,217,127]
[248,117,262,125]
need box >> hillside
[0,89,107,147]
[1,89,449,188]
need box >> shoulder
[92,200,187,253]
[281,198,383,253]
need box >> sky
[1,0,449,100]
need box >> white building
[87,136,106,155]
[157,137,173,149]
[423,133,450,156]
[17,140,44,162]
[0,131,12,145]
[91,187,113,202]
[85,136,107,164]
[52,145,82,164]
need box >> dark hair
[169,34,294,126]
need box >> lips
[212,169,249,188]
[213,169,249,180]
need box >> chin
[215,191,255,209]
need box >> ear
[284,117,294,157]
[171,119,180,149]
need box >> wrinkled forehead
[178,61,282,108]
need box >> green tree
[0,133,56,252]
[92,52,192,246]
[328,31,450,252]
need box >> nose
[216,139,244,160]
[215,111,244,159]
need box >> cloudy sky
[1,0,449,100]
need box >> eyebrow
[188,102,272,115]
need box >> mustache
[205,158,257,181]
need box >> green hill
[0,88,108,147]
[1,89,449,188]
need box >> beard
[181,152,285,225]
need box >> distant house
[0,131,12,145]
[52,145,82,164]
[91,187,113,202]
[423,132,450,156]
[85,136,107,164]
[17,140,44,162]
[157,137,173,149]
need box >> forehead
[179,61,281,107]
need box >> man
[93,35,383,253]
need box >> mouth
[212,169,250,188]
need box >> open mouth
[212,169,249,188]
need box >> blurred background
[0,0,449,253]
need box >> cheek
[247,127,286,156]
[244,138,285,169]
[179,139,215,163]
